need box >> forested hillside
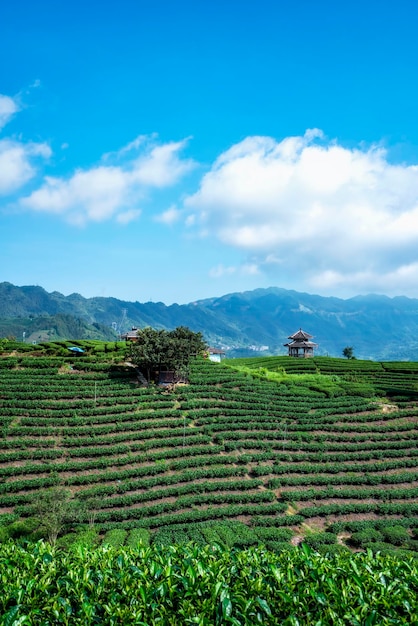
[3,282,418,359]
[0,313,116,343]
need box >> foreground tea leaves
[1,541,417,625]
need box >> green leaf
[1,606,28,626]
[364,611,378,626]
[222,596,232,619]
[1,606,20,626]
[256,597,272,616]
[219,590,233,620]
[300,542,312,557]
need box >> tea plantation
[1,541,417,625]
[1,340,418,623]
[0,340,417,555]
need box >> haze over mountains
[1,281,418,361]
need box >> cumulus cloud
[155,205,182,225]
[0,139,51,195]
[131,139,194,187]
[0,92,52,194]
[185,130,418,296]
[0,91,194,225]
[22,166,131,224]
[0,94,18,130]
[21,136,195,225]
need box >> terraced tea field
[1,347,418,552]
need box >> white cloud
[116,209,141,224]
[1,93,194,224]
[131,139,195,187]
[0,92,51,195]
[209,262,260,278]
[155,205,182,225]
[102,134,155,161]
[186,130,418,296]
[241,262,260,276]
[209,264,236,278]
[0,139,51,195]
[21,136,195,225]
[104,135,195,186]
[310,263,418,295]
[22,166,129,224]
[0,94,18,130]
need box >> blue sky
[2,0,418,304]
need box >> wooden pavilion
[284,329,318,358]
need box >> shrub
[6,518,38,540]
[215,522,258,548]
[348,529,383,548]
[72,529,100,549]
[302,533,337,550]
[406,539,418,552]
[56,533,78,549]
[363,541,412,557]
[173,529,194,544]
[207,524,233,547]
[57,529,100,550]
[102,529,127,547]
[265,541,294,552]
[199,525,222,545]
[254,527,293,543]
[126,528,150,548]
[381,525,410,547]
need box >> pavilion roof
[284,340,318,348]
[288,328,314,340]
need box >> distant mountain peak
[1,282,418,360]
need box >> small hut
[121,327,139,341]
[208,347,226,363]
[284,329,318,358]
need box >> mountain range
[1,281,418,360]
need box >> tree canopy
[128,326,207,382]
[33,487,79,545]
[342,346,355,359]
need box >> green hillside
[1,342,418,555]
[5,281,418,359]
[0,313,117,343]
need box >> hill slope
[0,313,117,343]
[3,282,418,359]
[1,346,418,553]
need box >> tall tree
[342,346,355,359]
[128,327,167,382]
[169,326,206,378]
[129,326,207,383]
[33,487,79,545]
